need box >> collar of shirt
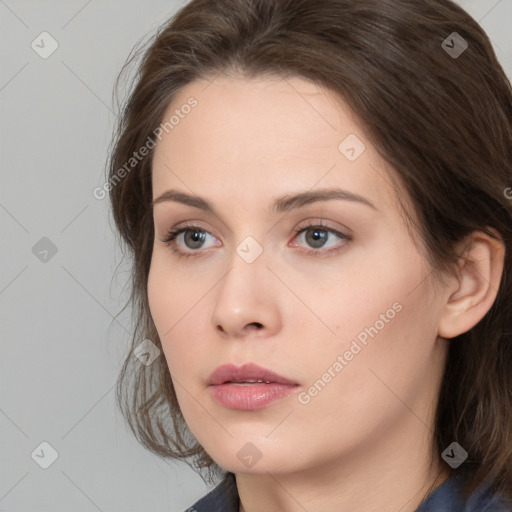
[186,470,512,512]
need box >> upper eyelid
[162,216,349,232]
[161,223,217,241]
[163,220,216,236]
[166,221,345,235]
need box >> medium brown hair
[107,0,512,500]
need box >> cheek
[287,288,440,459]
[296,240,437,391]
[147,253,214,377]
[292,249,419,342]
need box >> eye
[159,220,351,259]
[160,223,220,257]
[292,222,351,255]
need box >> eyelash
[160,221,351,259]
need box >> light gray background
[1,1,511,511]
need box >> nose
[211,250,282,339]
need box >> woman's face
[148,74,449,475]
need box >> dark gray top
[184,470,512,511]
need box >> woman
[107,0,512,510]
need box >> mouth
[207,363,299,410]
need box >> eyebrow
[151,187,378,213]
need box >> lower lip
[209,383,298,410]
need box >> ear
[438,229,505,339]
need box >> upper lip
[207,363,298,386]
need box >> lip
[207,363,298,386]
[207,363,299,410]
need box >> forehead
[151,74,401,216]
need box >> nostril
[215,322,263,334]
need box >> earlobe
[438,229,505,339]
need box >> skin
[147,74,505,512]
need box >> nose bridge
[211,239,281,336]
[217,240,268,309]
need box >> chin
[201,438,304,476]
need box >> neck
[236,415,451,512]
